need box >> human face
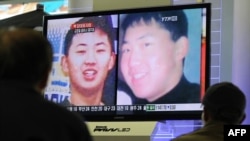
[120,20,186,102]
[62,29,115,94]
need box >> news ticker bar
[146,103,202,111]
[224,125,250,140]
[66,103,202,112]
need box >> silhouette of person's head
[0,28,53,92]
[202,82,246,124]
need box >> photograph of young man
[60,16,116,106]
[118,10,201,104]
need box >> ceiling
[0,0,63,4]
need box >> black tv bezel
[43,3,211,121]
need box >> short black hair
[202,82,246,124]
[121,10,188,42]
[0,28,53,85]
[63,15,114,56]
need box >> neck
[70,87,103,106]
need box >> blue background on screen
[183,9,202,84]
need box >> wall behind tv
[211,0,250,125]
[230,0,250,124]
[206,0,250,124]
[93,0,171,11]
[176,0,250,124]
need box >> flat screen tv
[43,3,211,121]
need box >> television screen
[43,3,211,121]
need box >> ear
[108,52,116,70]
[175,36,189,60]
[37,69,51,93]
[61,55,69,75]
[203,107,210,122]
[239,113,246,124]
